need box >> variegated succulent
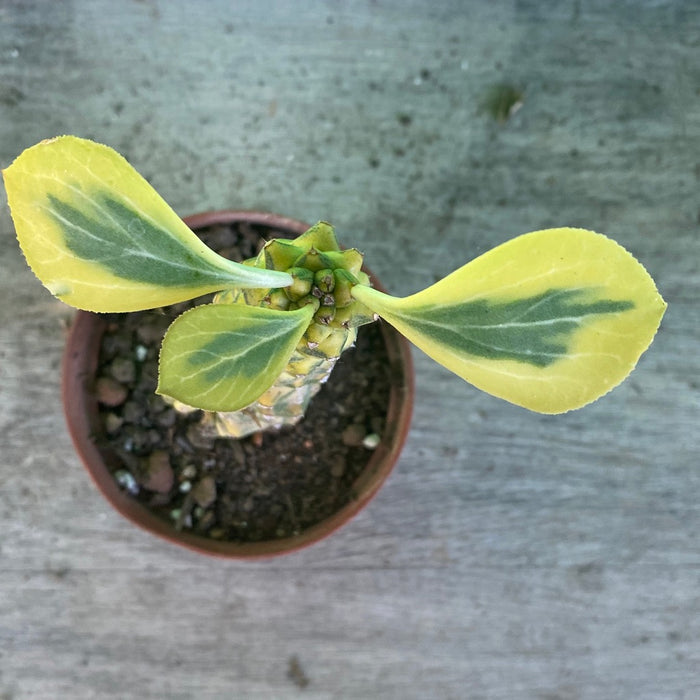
[3,136,666,438]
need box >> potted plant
[62,209,415,557]
[3,136,666,556]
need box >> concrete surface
[1,1,699,699]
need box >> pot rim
[62,210,414,558]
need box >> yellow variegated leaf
[2,136,291,311]
[157,303,315,412]
[352,227,666,413]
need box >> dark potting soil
[93,220,392,543]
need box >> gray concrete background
[1,1,699,699]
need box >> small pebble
[95,377,128,407]
[191,476,217,508]
[123,400,145,423]
[114,469,139,495]
[142,450,174,494]
[123,425,148,451]
[147,394,167,414]
[362,433,381,449]
[181,464,198,480]
[134,344,148,361]
[104,412,124,434]
[341,423,365,446]
[108,357,136,383]
[179,480,192,493]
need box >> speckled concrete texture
[1,2,699,699]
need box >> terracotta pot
[62,211,414,558]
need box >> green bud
[305,322,332,348]
[263,289,291,310]
[314,304,336,326]
[332,303,378,329]
[332,269,355,308]
[284,267,314,301]
[291,295,321,312]
[295,248,327,272]
[314,268,335,294]
[331,305,354,329]
[317,327,356,358]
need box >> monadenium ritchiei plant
[3,136,666,439]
